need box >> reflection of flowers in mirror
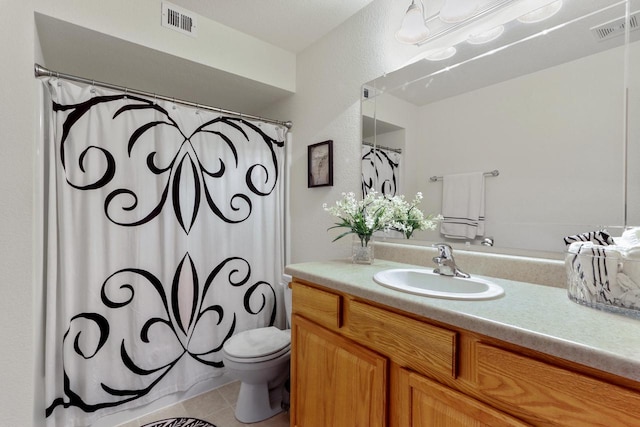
[323,191,442,245]
[388,192,442,239]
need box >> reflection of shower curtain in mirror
[361,144,401,197]
[42,79,286,427]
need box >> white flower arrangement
[323,191,441,246]
[387,192,442,239]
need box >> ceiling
[36,13,295,116]
[35,0,377,118]
[167,0,376,53]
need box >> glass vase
[352,235,374,264]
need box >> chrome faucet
[481,237,494,247]
[432,243,470,278]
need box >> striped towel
[440,172,484,239]
[563,230,614,246]
[564,230,615,301]
[569,242,621,302]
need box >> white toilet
[222,275,292,423]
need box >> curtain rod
[362,141,402,154]
[34,64,293,130]
[429,169,499,182]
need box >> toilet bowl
[222,275,292,423]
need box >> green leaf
[332,230,355,242]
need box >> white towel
[612,229,640,292]
[440,172,485,239]
[619,247,640,291]
[613,227,640,249]
[616,273,640,309]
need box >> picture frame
[308,140,333,188]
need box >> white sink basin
[373,268,504,300]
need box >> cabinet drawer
[347,300,457,379]
[292,281,341,330]
[475,343,640,426]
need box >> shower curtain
[361,144,401,197]
[42,79,287,427]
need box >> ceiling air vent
[162,2,197,37]
[591,10,640,42]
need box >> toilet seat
[223,327,291,363]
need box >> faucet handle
[433,243,453,258]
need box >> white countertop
[285,259,640,382]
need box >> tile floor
[117,382,289,427]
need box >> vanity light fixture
[467,25,505,44]
[396,0,565,47]
[395,0,430,44]
[517,0,563,23]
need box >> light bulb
[424,47,457,61]
[439,0,479,24]
[396,1,430,44]
[467,25,505,44]
[518,0,563,24]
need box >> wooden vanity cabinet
[290,278,640,427]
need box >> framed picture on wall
[308,140,333,188]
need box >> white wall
[373,130,405,152]
[1,1,37,425]
[264,0,418,263]
[626,30,640,226]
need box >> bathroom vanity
[286,259,640,426]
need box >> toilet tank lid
[224,326,291,358]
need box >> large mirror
[363,0,640,255]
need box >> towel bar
[429,169,499,182]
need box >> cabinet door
[292,314,387,427]
[398,368,530,427]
